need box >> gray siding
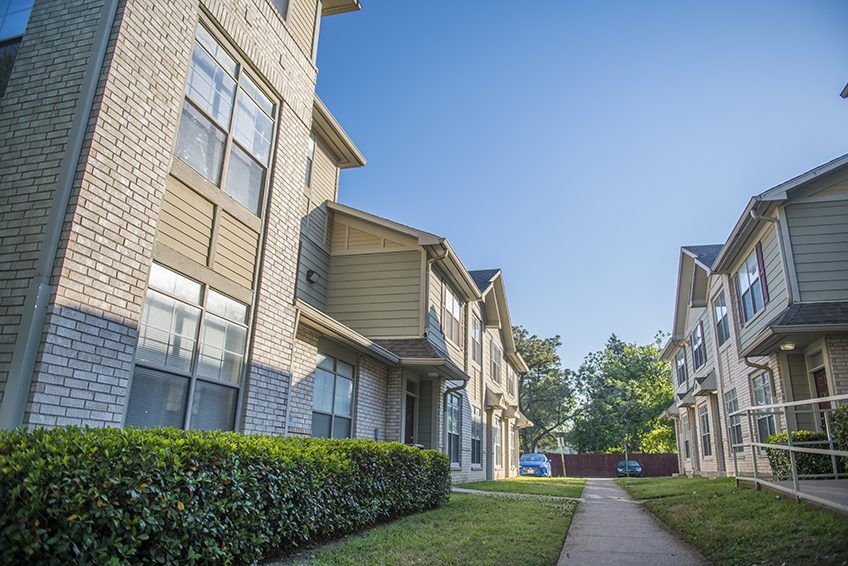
[786,353,816,430]
[296,237,329,309]
[426,268,465,368]
[786,200,848,302]
[737,224,789,352]
[326,251,422,337]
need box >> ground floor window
[724,388,744,453]
[510,426,518,468]
[752,372,777,442]
[126,263,248,431]
[681,413,691,459]
[312,353,354,439]
[471,407,482,465]
[447,393,461,464]
[493,415,503,468]
[698,404,712,457]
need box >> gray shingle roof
[373,338,442,359]
[771,301,848,327]
[682,244,724,269]
[468,269,500,293]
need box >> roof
[469,269,500,293]
[312,97,366,169]
[771,301,848,327]
[322,0,361,16]
[681,245,723,271]
[373,338,469,383]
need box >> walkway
[558,479,707,566]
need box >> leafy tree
[568,333,674,455]
[514,326,577,453]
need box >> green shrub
[765,430,840,479]
[832,405,848,449]
[0,427,450,564]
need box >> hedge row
[0,427,451,564]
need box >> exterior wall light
[306,269,320,284]
[779,343,796,351]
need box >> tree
[514,326,577,453]
[568,333,674,455]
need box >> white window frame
[752,372,777,443]
[736,248,765,323]
[471,407,482,465]
[311,353,355,439]
[713,291,730,347]
[690,322,706,370]
[698,403,712,458]
[471,314,483,365]
[676,349,687,386]
[491,342,502,384]
[447,392,461,465]
[724,388,744,453]
[443,282,463,346]
[493,415,503,468]
[681,413,691,460]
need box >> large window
[681,413,691,459]
[471,407,482,465]
[175,26,276,214]
[690,322,706,370]
[126,263,248,431]
[447,393,461,464]
[491,343,502,384]
[442,283,463,346]
[752,372,777,442]
[724,388,744,453]
[713,292,730,347]
[0,0,34,98]
[698,404,712,457]
[312,353,355,439]
[493,415,503,468]
[471,315,483,364]
[734,244,768,325]
[676,349,687,386]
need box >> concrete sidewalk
[558,479,707,566]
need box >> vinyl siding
[285,0,318,59]
[785,200,848,302]
[214,211,259,289]
[296,237,329,309]
[326,251,422,337]
[736,224,789,353]
[156,176,213,265]
[426,268,465,368]
[786,353,816,430]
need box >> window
[471,315,483,364]
[690,322,706,370]
[507,365,516,396]
[493,416,502,468]
[447,393,461,464]
[491,343,502,384]
[713,292,730,347]
[510,425,518,468]
[681,413,691,459]
[734,244,769,325]
[175,26,276,214]
[752,372,777,442]
[676,350,688,386]
[725,388,744,453]
[311,353,355,439]
[442,282,463,345]
[126,264,248,431]
[471,407,482,465]
[304,133,315,188]
[0,0,34,98]
[698,404,712,457]
[270,0,290,18]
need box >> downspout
[0,0,120,430]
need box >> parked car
[519,453,552,477]
[616,460,642,477]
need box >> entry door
[813,369,830,427]
[404,394,416,444]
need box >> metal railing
[728,393,848,514]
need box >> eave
[321,0,361,16]
[313,96,366,169]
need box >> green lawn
[617,477,848,565]
[458,476,585,498]
[284,493,575,565]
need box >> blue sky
[315,1,848,371]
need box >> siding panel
[155,176,213,265]
[786,201,848,302]
[296,237,329,309]
[214,211,259,288]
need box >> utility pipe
[0,0,120,429]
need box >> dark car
[616,460,642,477]
[519,453,552,477]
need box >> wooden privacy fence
[543,453,679,477]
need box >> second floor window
[175,26,275,215]
[471,315,483,364]
[713,292,730,346]
[690,322,706,370]
[443,283,463,345]
[734,243,769,325]
[447,393,461,464]
[491,343,502,384]
[312,354,354,439]
[676,350,687,386]
[471,407,482,465]
[724,388,744,453]
[0,0,33,98]
[698,404,712,457]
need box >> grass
[284,493,576,565]
[458,476,586,498]
[617,477,848,565]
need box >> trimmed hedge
[0,427,450,564]
[833,405,848,449]
[765,430,842,479]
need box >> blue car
[616,460,643,477]
[519,453,552,477]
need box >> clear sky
[314,0,848,371]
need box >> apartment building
[662,155,848,478]
[0,0,530,482]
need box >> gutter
[0,0,120,430]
